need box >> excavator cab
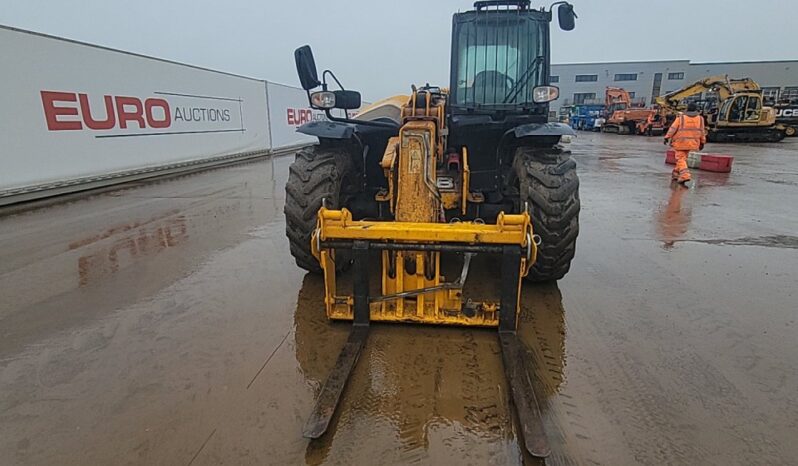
[724,94,761,123]
[717,93,778,129]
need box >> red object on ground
[696,154,733,172]
[665,149,676,164]
[664,150,733,173]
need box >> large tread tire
[513,146,580,282]
[284,144,358,273]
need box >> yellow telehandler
[284,1,579,457]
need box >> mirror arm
[322,70,346,91]
[322,70,349,118]
[547,1,577,16]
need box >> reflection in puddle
[77,215,188,286]
[656,185,692,250]
[293,263,567,464]
[519,282,566,397]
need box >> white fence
[266,81,328,149]
[0,26,335,205]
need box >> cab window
[745,96,761,121]
[728,96,748,122]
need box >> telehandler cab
[283,0,579,457]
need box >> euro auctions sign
[285,107,326,126]
[1,25,271,194]
[40,90,245,137]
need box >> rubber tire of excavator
[513,145,580,282]
[284,144,358,273]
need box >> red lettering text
[288,108,315,125]
[79,94,116,130]
[115,96,146,129]
[41,91,82,130]
[144,98,171,128]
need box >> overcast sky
[1,0,794,101]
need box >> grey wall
[549,60,798,113]
[686,61,798,101]
[550,60,689,113]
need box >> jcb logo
[776,108,798,117]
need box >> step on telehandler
[283,0,580,458]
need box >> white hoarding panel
[0,26,270,193]
[266,81,327,149]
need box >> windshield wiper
[503,55,544,104]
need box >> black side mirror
[334,90,361,110]
[294,45,320,90]
[557,3,576,31]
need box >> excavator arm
[655,75,761,111]
[605,86,631,110]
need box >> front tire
[513,145,580,282]
[284,144,359,273]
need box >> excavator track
[708,127,786,143]
[302,242,551,458]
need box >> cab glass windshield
[453,16,545,107]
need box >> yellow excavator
[655,75,785,142]
[284,0,580,458]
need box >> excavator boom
[655,75,761,111]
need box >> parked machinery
[601,87,666,135]
[636,109,668,136]
[773,100,798,137]
[558,104,574,123]
[655,75,785,142]
[284,1,580,458]
[569,103,605,131]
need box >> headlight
[532,86,559,103]
[310,91,336,109]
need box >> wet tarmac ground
[1,134,797,465]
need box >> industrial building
[550,59,798,113]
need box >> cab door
[742,95,762,125]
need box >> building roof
[690,60,798,65]
[552,59,688,67]
[553,59,798,67]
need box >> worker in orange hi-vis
[664,102,707,184]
